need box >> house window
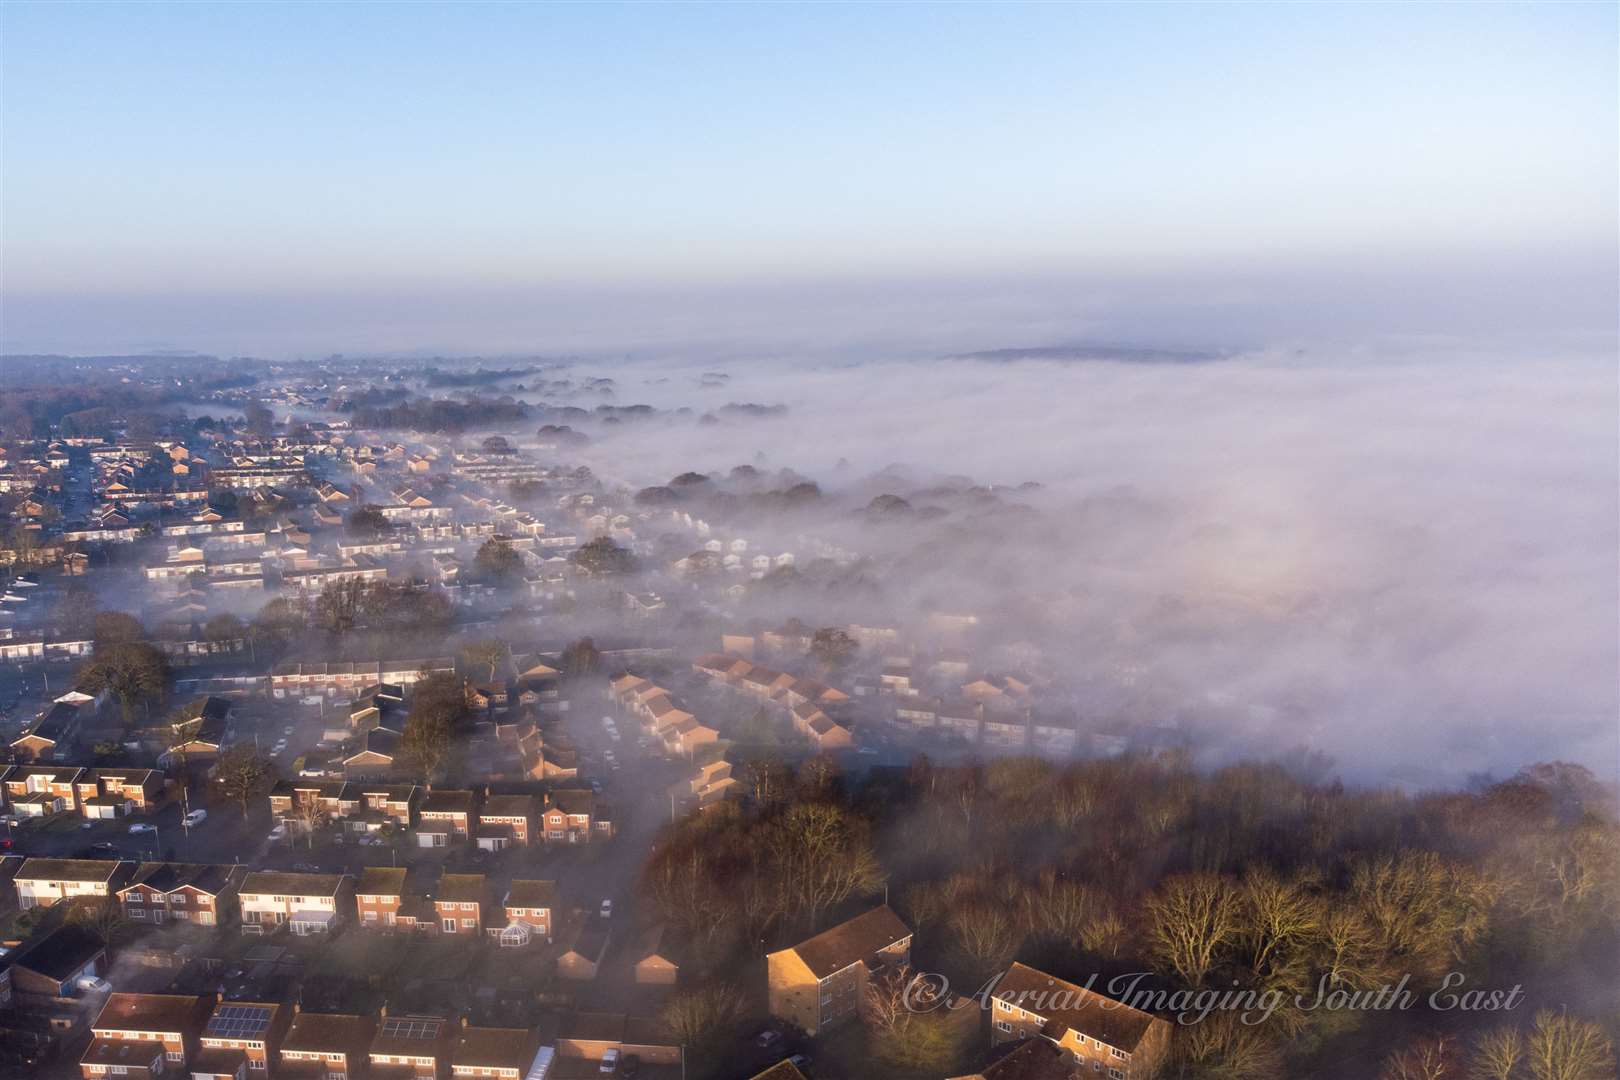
[1111,1049,1126,1059]
[1110,1071,1124,1080]
[168,1051,185,1062]
[442,918,457,932]
[996,1020,1012,1033]
[461,918,477,929]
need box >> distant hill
[946,343,1225,364]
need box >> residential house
[540,789,607,844]
[475,793,535,850]
[416,790,476,847]
[10,701,84,762]
[2,764,87,816]
[340,782,419,833]
[490,879,556,947]
[80,993,216,1080]
[368,1013,453,1080]
[433,874,485,936]
[14,858,132,910]
[449,1023,542,1080]
[987,962,1172,1079]
[765,905,912,1036]
[77,769,165,819]
[193,1000,293,1080]
[556,920,611,981]
[8,923,107,1005]
[633,924,679,986]
[118,863,245,927]
[279,1009,376,1080]
[355,866,408,930]
[238,871,349,936]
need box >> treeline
[345,395,530,433]
[639,752,1617,1079]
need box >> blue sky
[1,2,1614,353]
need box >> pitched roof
[94,993,214,1036]
[356,867,407,898]
[240,871,345,897]
[784,905,910,979]
[991,962,1162,1053]
[16,857,126,883]
[504,879,556,909]
[282,1011,374,1054]
[451,1025,538,1070]
[10,923,105,980]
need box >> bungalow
[987,962,1172,1079]
[118,863,245,928]
[238,871,349,936]
[766,905,912,1036]
[279,1009,376,1080]
[491,879,556,947]
[476,793,535,849]
[11,701,82,761]
[342,725,403,776]
[633,924,679,986]
[14,858,132,910]
[8,923,107,1004]
[80,992,216,1080]
[557,919,611,981]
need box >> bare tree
[214,743,275,819]
[1380,1034,1459,1080]
[659,983,747,1054]
[1143,871,1243,988]
[1526,1011,1615,1080]
[1468,1027,1524,1080]
[461,638,509,682]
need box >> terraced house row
[78,993,553,1080]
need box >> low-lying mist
[551,342,1617,784]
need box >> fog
[541,342,1617,784]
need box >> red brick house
[118,863,245,928]
[80,992,216,1080]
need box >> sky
[2,1,1616,356]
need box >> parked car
[267,824,287,842]
[128,823,156,835]
[183,809,208,827]
[754,1029,782,1049]
[599,898,613,919]
[598,1048,619,1074]
[786,1055,811,1071]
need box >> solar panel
[206,1005,273,1038]
[380,1017,442,1040]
